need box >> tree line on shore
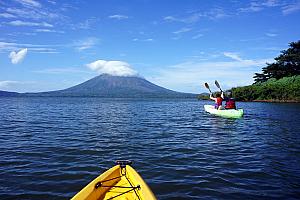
[232,75,300,102]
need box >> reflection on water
[0,97,299,199]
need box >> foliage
[197,93,210,100]
[254,41,300,83]
[232,76,300,101]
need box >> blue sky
[0,0,300,93]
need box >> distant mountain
[22,74,196,98]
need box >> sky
[0,0,300,93]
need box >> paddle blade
[204,83,212,93]
[215,80,220,89]
[205,82,209,89]
[215,80,223,92]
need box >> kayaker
[209,92,223,110]
[222,92,236,109]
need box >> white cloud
[265,33,278,37]
[74,17,99,30]
[0,1,67,32]
[262,0,280,7]
[147,55,274,93]
[164,16,177,22]
[238,1,282,13]
[163,8,228,24]
[8,20,53,27]
[206,8,228,19]
[145,38,154,42]
[14,0,41,8]
[192,33,203,39]
[132,38,154,42]
[74,37,99,51]
[0,13,16,18]
[108,15,129,20]
[239,2,265,12]
[6,7,60,20]
[86,60,138,77]
[238,0,300,15]
[223,52,243,61]
[35,29,64,33]
[173,27,192,34]
[47,0,57,5]
[0,81,20,88]
[9,48,28,64]
[0,41,61,54]
[164,13,202,23]
[0,42,18,52]
[282,1,300,15]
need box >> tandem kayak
[71,161,156,200]
[204,105,244,118]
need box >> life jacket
[216,97,223,106]
[225,98,236,109]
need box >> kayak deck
[72,161,156,200]
[204,105,244,118]
[98,174,138,199]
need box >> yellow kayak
[71,161,156,200]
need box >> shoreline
[200,98,300,103]
[251,99,300,103]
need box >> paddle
[215,80,223,92]
[204,82,212,94]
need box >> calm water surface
[0,97,300,199]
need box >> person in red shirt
[210,92,223,109]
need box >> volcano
[13,74,196,98]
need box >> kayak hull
[204,105,243,118]
[72,162,156,200]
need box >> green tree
[254,40,300,83]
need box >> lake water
[0,97,300,199]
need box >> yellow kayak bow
[71,161,156,200]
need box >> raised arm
[210,94,216,101]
